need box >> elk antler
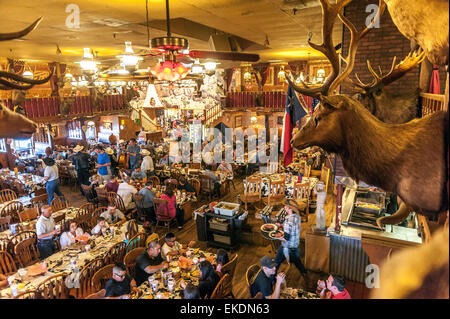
[0,17,43,41]
[351,49,426,90]
[286,0,386,98]
[0,67,55,90]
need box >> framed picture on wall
[235,115,242,127]
[103,122,112,130]
[277,116,284,125]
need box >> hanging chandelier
[150,57,190,82]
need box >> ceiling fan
[134,0,259,81]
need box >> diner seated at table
[36,205,61,259]
[316,274,351,299]
[203,165,221,198]
[139,181,156,225]
[177,177,196,194]
[117,176,138,211]
[100,204,126,225]
[160,186,184,230]
[158,155,169,166]
[131,167,147,184]
[215,249,229,274]
[183,283,201,299]
[59,220,90,249]
[217,160,233,176]
[249,256,286,299]
[90,174,101,188]
[134,240,168,286]
[106,176,119,193]
[161,232,196,260]
[105,263,138,299]
[180,260,220,299]
[91,217,110,235]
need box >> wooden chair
[18,207,39,223]
[210,273,234,299]
[76,205,95,230]
[13,180,28,197]
[105,241,127,265]
[164,178,179,187]
[14,237,40,267]
[0,189,18,203]
[292,181,310,219]
[145,233,159,248]
[0,215,11,232]
[109,193,127,216]
[190,178,200,197]
[51,196,70,212]
[73,258,104,299]
[262,180,285,206]
[199,175,214,201]
[220,254,238,281]
[189,163,201,169]
[245,264,261,298]
[126,232,147,252]
[92,264,115,291]
[242,177,262,211]
[37,274,69,299]
[0,200,23,224]
[149,175,160,186]
[79,202,96,215]
[0,250,17,275]
[124,247,145,278]
[34,188,47,196]
[153,198,177,231]
[13,290,42,299]
[132,194,146,224]
[30,194,48,209]
[95,187,109,207]
[85,289,106,299]
[8,230,37,258]
[53,213,66,230]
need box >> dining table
[279,287,320,299]
[132,248,216,299]
[0,223,143,299]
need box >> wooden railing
[0,94,126,120]
[225,91,286,109]
[421,93,446,117]
[205,103,223,127]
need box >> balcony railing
[420,93,446,116]
[0,94,126,120]
[225,91,287,109]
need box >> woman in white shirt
[60,221,89,249]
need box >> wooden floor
[60,175,370,299]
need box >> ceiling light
[65,73,73,78]
[76,48,99,72]
[278,66,286,81]
[118,41,143,67]
[150,61,190,82]
[191,59,204,74]
[22,71,33,79]
[204,61,216,71]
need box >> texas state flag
[280,85,308,166]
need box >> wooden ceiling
[0,0,343,68]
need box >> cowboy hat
[282,198,307,214]
[141,149,150,156]
[119,139,125,144]
[73,145,84,153]
[105,147,114,155]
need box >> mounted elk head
[286,0,448,226]
[345,50,426,123]
[0,17,54,138]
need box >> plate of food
[261,224,278,233]
[269,229,284,239]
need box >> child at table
[91,217,109,236]
[123,220,139,246]
[60,220,89,249]
[215,249,229,274]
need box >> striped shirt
[282,213,301,249]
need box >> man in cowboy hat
[72,145,91,196]
[106,147,119,176]
[140,149,154,176]
[274,198,308,277]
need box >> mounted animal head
[345,50,425,123]
[0,17,54,90]
[0,103,37,138]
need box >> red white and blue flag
[280,85,309,166]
